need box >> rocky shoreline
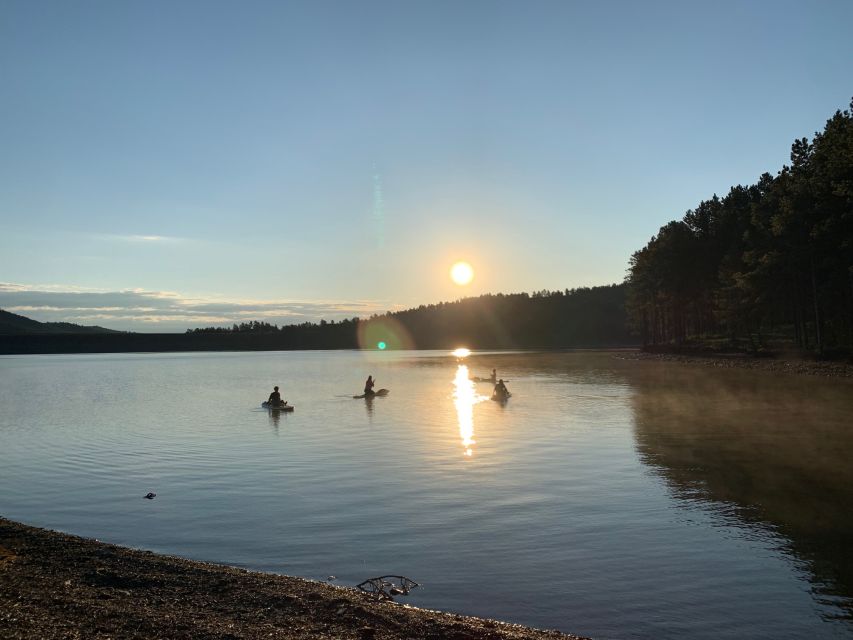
[0,517,587,640]
[619,351,853,378]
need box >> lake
[1,350,852,639]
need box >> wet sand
[0,517,586,640]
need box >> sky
[1,0,852,332]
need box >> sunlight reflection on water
[452,364,488,457]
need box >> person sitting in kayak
[364,375,376,396]
[493,379,509,397]
[490,368,497,383]
[268,386,286,407]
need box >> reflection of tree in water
[629,364,853,619]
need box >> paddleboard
[353,388,390,399]
[262,402,294,412]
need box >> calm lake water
[1,350,852,639]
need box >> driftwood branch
[356,575,419,601]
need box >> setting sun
[450,261,474,285]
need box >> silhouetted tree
[627,98,853,354]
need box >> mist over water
[1,351,852,639]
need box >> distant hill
[0,309,120,335]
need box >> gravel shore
[0,517,587,640]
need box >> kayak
[491,391,511,402]
[262,401,294,412]
[353,388,390,399]
[473,377,510,383]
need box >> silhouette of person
[364,375,375,396]
[268,386,284,407]
[490,368,497,383]
[494,379,509,397]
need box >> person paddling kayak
[364,375,376,396]
[267,386,287,407]
[493,379,510,399]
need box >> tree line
[187,285,632,350]
[1,286,631,354]
[626,99,853,354]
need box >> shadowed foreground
[0,518,586,640]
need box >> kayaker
[490,368,497,383]
[268,386,284,407]
[494,379,509,397]
[364,375,376,396]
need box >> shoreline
[619,351,853,378]
[0,517,587,640]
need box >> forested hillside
[626,99,853,354]
[0,309,118,335]
[386,285,629,348]
[188,284,632,350]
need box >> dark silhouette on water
[473,369,507,384]
[352,375,391,399]
[262,386,293,410]
[492,379,511,401]
[353,388,389,399]
[267,386,283,406]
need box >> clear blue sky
[1,0,851,331]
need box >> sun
[450,261,474,285]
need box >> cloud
[129,235,169,243]
[98,233,185,244]
[0,283,389,332]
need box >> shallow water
[1,350,852,639]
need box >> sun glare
[450,261,474,285]
[453,364,488,457]
[452,347,471,358]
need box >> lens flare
[450,261,474,285]
[357,316,414,351]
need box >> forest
[626,99,853,354]
[186,284,632,350]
